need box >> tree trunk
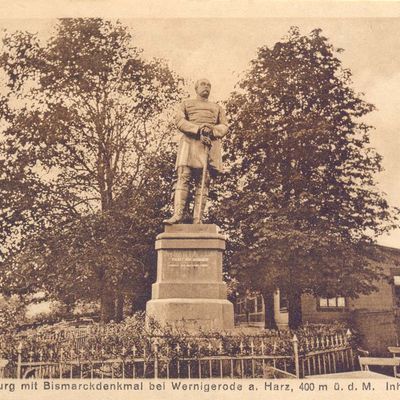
[115,293,124,322]
[288,289,302,330]
[100,289,115,323]
[262,290,278,330]
[130,292,148,314]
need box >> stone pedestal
[146,224,234,330]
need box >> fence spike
[154,338,159,354]
[239,341,244,354]
[346,329,351,344]
[250,339,254,355]
[132,345,137,357]
[261,340,265,355]
[292,334,300,378]
[218,341,223,354]
[334,334,339,347]
[207,341,213,354]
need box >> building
[235,245,400,355]
[235,289,288,329]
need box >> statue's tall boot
[163,188,188,225]
[193,186,208,224]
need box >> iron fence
[10,331,355,379]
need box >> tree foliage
[0,295,27,338]
[0,18,183,320]
[214,27,399,328]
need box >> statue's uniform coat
[175,98,228,172]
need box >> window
[248,297,256,312]
[278,289,288,312]
[393,276,400,307]
[236,299,243,314]
[318,296,346,310]
[256,294,264,313]
[235,293,264,324]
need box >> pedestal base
[146,224,234,330]
[146,298,234,330]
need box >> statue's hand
[199,125,214,139]
[200,134,212,147]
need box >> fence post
[153,338,159,379]
[292,334,300,378]
[346,329,354,370]
[17,342,23,379]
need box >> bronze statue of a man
[164,79,228,225]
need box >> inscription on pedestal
[168,257,209,268]
[162,251,214,281]
[161,250,216,282]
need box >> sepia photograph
[1,1,400,398]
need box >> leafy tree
[0,18,183,321]
[214,27,399,329]
[0,295,27,337]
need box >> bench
[358,356,400,377]
[387,346,400,377]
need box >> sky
[130,18,400,249]
[1,16,400,248]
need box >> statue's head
[195,78,211,100]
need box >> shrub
[1,313,357,363]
